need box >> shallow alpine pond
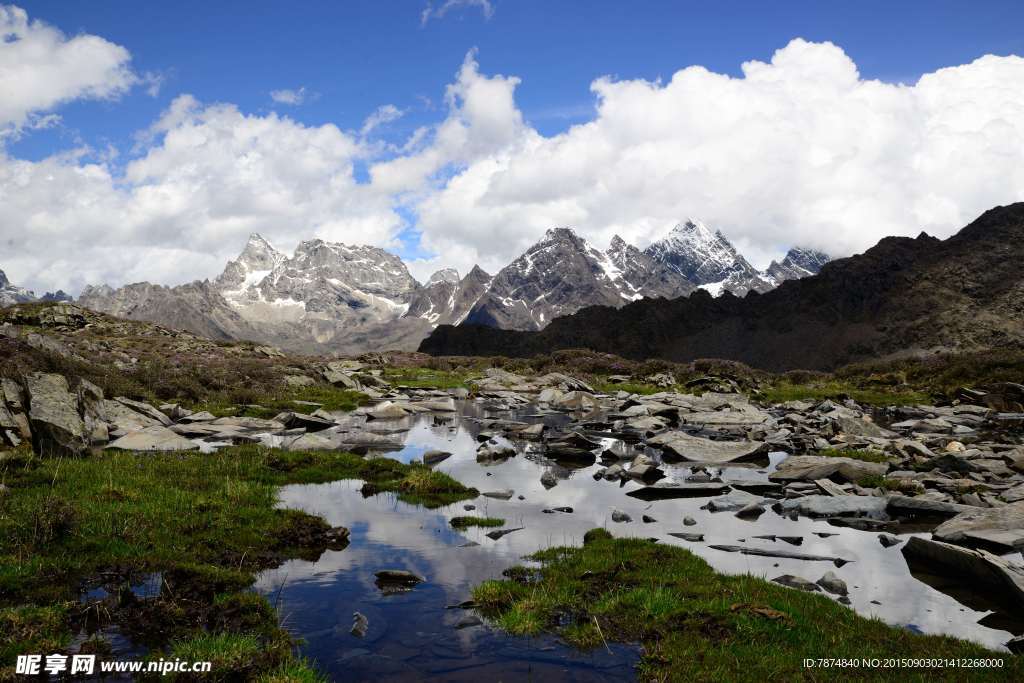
[252,400,1020,680]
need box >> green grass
[0,445,476,680]
[450,516,505,529]
[761,380,930,407]
[593,380,666,396]
[191,385,369,419]
[815,448,891,464]
[473,532,1022,681]
[381,367,475,390]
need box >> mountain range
[420,203,1024,371]
[0,269,71,307]
[3,221,828,354]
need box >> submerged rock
[627,482,731,501]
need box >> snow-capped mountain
[71,220,829,352]
[643,219,773,297]
[764,247,832,284]
[461,227,694,331]
[0,270,36,307]
[406,266,493,326]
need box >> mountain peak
[426,268,460,286]
[0,269,7,288]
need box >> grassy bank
[473,530,1021,681]
[0,445,476,681]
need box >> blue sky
[3,1,1024,293]
[13,0,1024,161]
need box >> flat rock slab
[932,501,1024,552]
[106,425,199,452]
[886,495,972,518]
[668,532,705,542]
[769,455,887,484]
[680,410,771,426]
[650,431,769,464]
[115,397,173,426]
[704,491,770,512]
[775,495,889,519]
[901,536,1024,610]
[626,482,731,501]
[710,545,852,566]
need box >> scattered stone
[683,516,697,526]
[482,489,514,500]
[611,509,632,523]
[816,571,849,596]
[642,515,657,523]
[668,532,704,542]
[735,502,766,519]
[879,534,903,548]
[772,575,821,592]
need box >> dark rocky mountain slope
[420,203,1024,371]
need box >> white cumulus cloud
[420,0,494,26]
[407,39,1024,278]
[3,13,1024,299]
[269,86,311,106]
[0,4,137,136]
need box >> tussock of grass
[762,380,929,406]
[450,516,505,529]
[815,448,890,464]
[473,532,1021,681]
[0,605,70,667]
[192,385,368,419]
[593,380,666,396]
[382,367,475,390]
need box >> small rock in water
[878,534,903,548]
[611,509,632,523]
[772,575,821,592]
[813,532,837,538]
[683,516,697,526]
[486,527,524,541]
[642,515,657,523]
[454,615,483,630]
[463,504,476,511]
[482,489,514,500]
[735,502,766,519]
[350,612,368,637]
[816,571,849,596]
[540,471,559,489]
[668,532,704,542]
[423,450,452,465]
[374,570,424,594]
[458,541,480,548]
